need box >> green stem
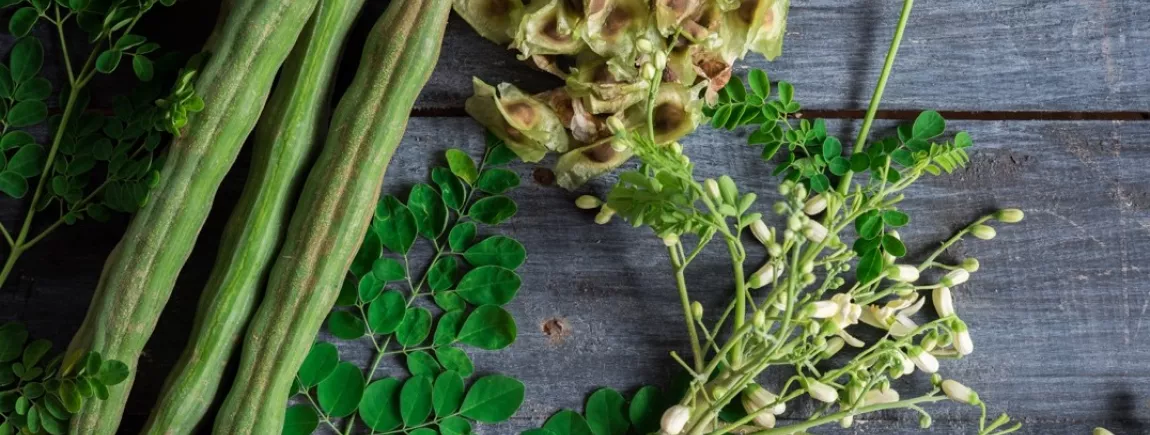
[743,394,946,435]
[669,245,704,371]
[917,214,993,271]
[53,6,76,84]
[833,0,915,198]
[726,239,747,367]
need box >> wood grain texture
[7,117,1148,433]
[411,0,1150,113]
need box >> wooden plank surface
[5,117,1149,433]
[411,0,1150,113]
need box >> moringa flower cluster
[454,0,791,188]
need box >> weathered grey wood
[411,0,1150,113]
[5,117,1150,433]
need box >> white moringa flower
[908,346,940,373]
[803,194,827,215]
[996,208,1025,223]
[809,301,839,319]
[953,321,974,355]
[863,386,900,405]
[750,219,773,247]
[889,314,918,337]
[942,269,970,287]
[575,195,602,210]
[594,205,615,225]
[886,264,920,282]
[971,224,997,240]
[941,380,980,405]
[705,179,721,201]
[660,405,691,435]
[861,305,895,329]
[742,384,786,415]
[933,287,955,317]
[805,379,838,403]
[749,262,784,289]
[662,233,679,247]
[900,296,926,317]
[802,220,828,243]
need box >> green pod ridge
[211,0,454,433]
[140,1,366,434]
[62,0,322,433]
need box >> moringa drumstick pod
[212,0,453,432]
[63,0,321,433]
[141,1,366,433]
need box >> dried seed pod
[465,78,570,162]
[567,53,649,114]
[653,0,703,36]
[582,0,650,60]
[513,0,585,57]
[554,136,632,189]
[453,0,525,44]
[624,83,703,144]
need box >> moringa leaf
[456,305,516,350]
[317,362,364,418]
[459,375,524,422]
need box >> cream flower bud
[611,138,631,152]
[641,63,657,81]
[679,155,690,165]
[808,300,839,319]
[933,287,955,317]
[654,51,668,70]
[961,257,980,272]
[821,336,845,358]
[953,322,974,355]
[908,346,939,373]
[749,262,783,289]
[886,264,920,282]
[803,194,827,215]
[670,142,683,155]
[635,38,654,53]
[750,219,773,246]
[575,195,602,210]
[607,116,626,134]
[705,179,721,201]
[786,215,802,231]
[802,221,828,243]
[840,415,853,428]
[942,269,970,287]
[941,380,979,405]
[594,205,615,225]
[753,310,766,328]
[995,208,1025,223]
[895,350,915,376]
[1093,428,1116,435]
[662,233,679,247]
[971,224,997,240]
[661,405,691,435]
[805,379,838,403]
[863,387,900,405]
[742,384,786,416]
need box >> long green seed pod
[212,0,453,432]
[139,1,365,433]
[63,0,320,433]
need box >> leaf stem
[669,244,704,371]
[742,394,946,435]
[833,0,915,197]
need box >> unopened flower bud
[654,51,668,70]
[767,244,783,257]
[777,182,792,196]
[840,415,854,428]
[679,155,690,165]
[801,272,817,285]
[786,215,802,231]
[802,221,828,243]
[919,414,932,429]
[807,300,838,319]
[772,202,787,215]
[895,350,915,376]
[803,194,827,215]
[863,386,900,405]
[801,261,814,275]
[821,337,845,358]
[961,257,980,273]
[607,116,626,135]
[908,346,939,373]
[635,38,654,53]
[594,205,615,225]
[970,224,997,240]
[933,287,955,317]
[662,233,679,247]
[953,321,973,355]
[941,269,970,287]
[753,310,766,328]
[941,380,979,405]
[705,179,721,201]
[1093,428,1116,435]
[670,142,683,155]
[611,138,631,152]
[886,264,920,282]
[805,379,838,403]
[660,405,691,434]
[749,262,783,289]
[575,195,602,210]
[750,219,773,246]
[641,63,657,81]
[995,208,1025,223]
[742,384,786,416]
[691,301,704,320]
[891,282,916,297]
